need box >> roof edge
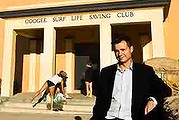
[0,0,171,18]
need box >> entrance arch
[55,25,100,92]
[14,29,43,94]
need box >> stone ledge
[145,57,179,120]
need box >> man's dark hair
[111,35,132,47]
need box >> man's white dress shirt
[105,64,133,120]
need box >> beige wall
[0,0,127,11]
[0,19,4,80]
[164,0,179,59]
[22,55,29,92]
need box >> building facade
[0,0,178,97]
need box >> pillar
[100,22,113,69]
[28,40,37,92]
[39,27,56,87]
[1,27,16,96]
[65,37,74,93]
[151,9,165,58]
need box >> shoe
[59,108,64,111]
[32,103,37,108]
[89,94,92,98]
[65,95,72,99]
[53,108,59,111]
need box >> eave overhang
[0,0,171,18]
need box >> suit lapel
[132,63,138,99]
[132,63,146,118]
[108,64,117,98]
[132,63,140,115]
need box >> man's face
[114,40,133,64]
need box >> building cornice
[0,0,170,18]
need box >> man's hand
[144,99,157,115]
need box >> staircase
[0,93,95,118]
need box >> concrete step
[0,93,95,115]
[1,102,93,112]
[0,107,93,115]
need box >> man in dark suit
[91,35,171,120]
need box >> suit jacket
[92,63,171,120]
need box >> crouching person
[46,90,67,111]
[31,70,68,111]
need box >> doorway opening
[111,22,152,63]
[56,25,100,92]
[14,29,43,95]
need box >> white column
[141,35,153,62]
[65,38,74,93]
[28,40,37,92]
[1,27,16,97]
[100,22,112,69]
[151,9,165,58]
[39,27,56,87]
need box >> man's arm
[145,66,172,115]
[144,97,157,115]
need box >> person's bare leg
[89,82,93,97]
[31,82,48,102]
[63,87,72,99]
[63,87,67,96]
[85,81,89,97]
[49,86,55,110]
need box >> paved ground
[0,112,91,120]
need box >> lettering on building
[52,16,66,22]
[71,15,83,21]
[24,11,134,24]
[117,11,134,18]
[25,18,47,24]
[89,13,111,20]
